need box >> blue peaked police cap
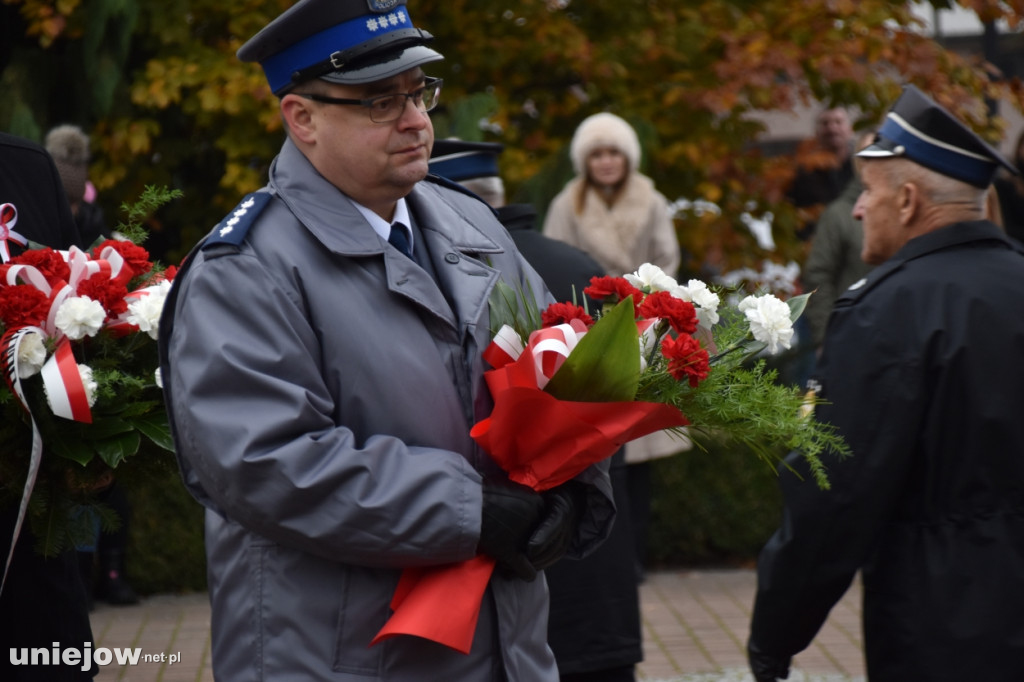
[237,0,443,96]
[857,83,1017,188]
[429,139,505,181]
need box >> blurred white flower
[16,330,47,379]
[55,296,105,340]
[127,280,171,340]
[154,367,163,389]
[675,279,721,330]
[79,364,98,407]
[625,263,678,292]
[739,294,794,354]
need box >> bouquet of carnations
[1,187,180,563]
[373,263,846,653]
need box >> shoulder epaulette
[202,191,274,249]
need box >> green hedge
[646,435,785,568]
[122,436,789,594]
[122,463,206,595]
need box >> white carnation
[624,263,678,292]
[127,281,171,340]
[55,296,105,340]
[16,331,47,379]
[739,294,794,354]
[674,279,720,330]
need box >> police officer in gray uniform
[158,2,613,680]
[748,85,1024,682]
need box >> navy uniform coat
[160,139,614,681]
[750,220,1024,682]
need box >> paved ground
[89,568,865,682]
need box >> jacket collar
[268,139,503,333]
[839,220,1013,305]
[268,138,503,258]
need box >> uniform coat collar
[838,220,1016,305]
[268,138,504,334]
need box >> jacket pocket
[249,543,385,677]
[331,563,396,675]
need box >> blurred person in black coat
[431,139,643,682]
[1,131,96,680]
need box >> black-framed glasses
[298,77,443,123]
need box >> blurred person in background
[45,124,108,248]
[800,130,876,354]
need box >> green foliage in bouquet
[634,293,839,489]
[1,185,181,556]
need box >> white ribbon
[0,327,47,594]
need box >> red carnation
[10,248,71,284]
[77,274,129,318]
[661,334,710,388]
[541,302,594,328]
[93,239,152,278]
[639,291,698,335]
[0,285,50,329]
[584,276,643,308]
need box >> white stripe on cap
[888,112,992,163]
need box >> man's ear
[281,94,317,145]
[897,181,919,226]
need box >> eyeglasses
[298,78,443,123]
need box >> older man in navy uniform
[159,2,613,680]
[747,84,1024,682]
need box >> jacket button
[444,253,460,264]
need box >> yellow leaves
[9,0,79,47]
[698,182,723,204]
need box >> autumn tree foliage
[2,0,1023,268]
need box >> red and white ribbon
[481,324,525,369]
[40,338,92,423]
[482,319,589,391]
[0,203,27,263]
[526,321,587,388]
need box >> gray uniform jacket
[159,140,614,681]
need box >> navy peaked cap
[857,84,1017,187]
[238,0,442,95]
[429,139,505,181]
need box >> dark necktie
[388,223,413,259]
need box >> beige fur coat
[542,173,680,279]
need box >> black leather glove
[748,641,791,682]
[478,479,545,581]
[525,480,587,572]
